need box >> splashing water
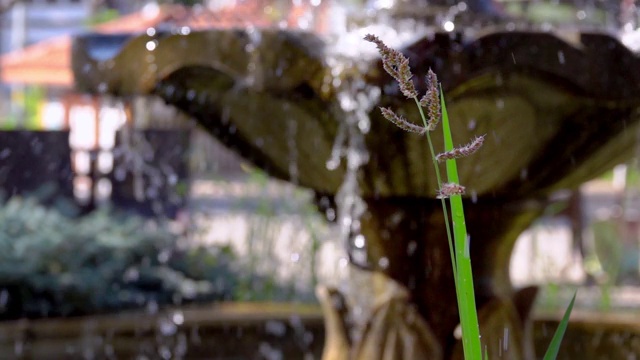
[316,1,429,338]
[329,73,376,268]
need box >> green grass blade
[543,290,577,360]
[440,89,482,359]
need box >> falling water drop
[467,118,477,130]
[576,10,587,20]
[97,82,108,93]
[159,318,177,336]
[504,327,509,350]
[0,290,7,309]
[145,40,157,51]
[443,21,455,32]
[287,120,299,184]
[354,234,366,248]
[172,311,184,326]
[0,148,10,159]
[326,157,340,170]
[407,241,417,255]
[265,320,287,337]
[326,208,336,221]
[147,300,159,314]
[464,235,470,258]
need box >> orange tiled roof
[0,2,323,87]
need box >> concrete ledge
[0,302,325,359]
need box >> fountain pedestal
[316,197,542,358]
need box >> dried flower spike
[436,183,466,199]
[364,34,418,99]
[379,107,426,134]
[419,69,441,131]
[436,135,486,162]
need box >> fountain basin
[0,302,637,359]
[0,303,324,358]
[72,28,640,199]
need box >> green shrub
[0,196,236,319]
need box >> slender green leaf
[414,97,458,284]
[440,88,482,359]
[543,290,577,360]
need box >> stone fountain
[71,2,640,359]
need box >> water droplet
[504,327,509,350]
[265,320,287,337]
[172,311,184,325]
[159,318,177,336]
[145,40,157,51]
[467,118,477,130]
[354,234,365,248]
[259,342,283,360]
[576,10,587,20]
[378,257,389,269]
[147,300,158,314]
[0,290,7,308]
[326,158,340,170]
[407,241,417,255]
[443,20,455,32]
[326,208,336,221]
[159,346,172,360]
[97,82,108,93]
[0,148,11,159]
[557,51,565,64]
[453,323,462,339]
[464,235,470,258]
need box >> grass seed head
[364,34,418,99]
[419,69,441,131]
[379,107,426,134]
[436,135,486,162]
[436,183,466,199]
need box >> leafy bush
[0,196,237,320]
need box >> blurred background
[1,0,640,358]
